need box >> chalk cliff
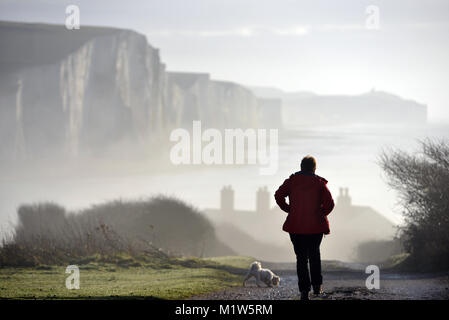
[0,21,271,161]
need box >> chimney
[220,185,234,213]
[337,187,352,207]
[256,186,270,213]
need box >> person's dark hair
[301,156,316,172]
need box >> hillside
[5,196,233,267]
[249,85,427,125]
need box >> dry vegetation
[0,196,232,267]
[379,139,449,271]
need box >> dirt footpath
[190,267,449,300]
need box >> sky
[1,0,448,122]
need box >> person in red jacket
[274,155,334,300]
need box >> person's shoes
[312,285,323,295]
[300,291,310,301]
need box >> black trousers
[289,233,324,292]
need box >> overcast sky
[1,0,448,122]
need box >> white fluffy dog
[243,261,280,287]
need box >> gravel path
[190,268,449,300]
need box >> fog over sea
[1,121,448,235]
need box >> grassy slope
[0,256,255,300]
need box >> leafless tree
[379,139,449,270]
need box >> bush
[79,195,233,257]
[355,239,402,263]
[0,196,233,267]
[379,139,449,271]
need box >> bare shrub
[379,139,449,270]
[0,196,232,266]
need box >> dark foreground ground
[191,262,449,300]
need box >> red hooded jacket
[274,171,335,234]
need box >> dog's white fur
[243,261,280,287]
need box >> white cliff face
[166,73,260,130]
[115,38,131,109]
[60,41,93,156]
[115,32,159,141]
[50,30,168,158]
[0,23,265,161]
[14,79,26,159]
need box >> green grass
[0,255,254,300]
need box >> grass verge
[0,255,255,300]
